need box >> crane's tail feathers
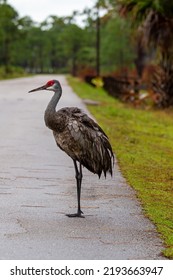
[102,139,114,178]
[92,135,114,178]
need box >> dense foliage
[117,0,173,106]
[0,0,135,76]
[1,0,173,106]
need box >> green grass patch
[0,66,28,80]
[67,75,173,259]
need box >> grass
[67,75,173,259]
[0,66,28,80]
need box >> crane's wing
[53,107,114,177]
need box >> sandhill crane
[29,79,114,217]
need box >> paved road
[0,75,165,259]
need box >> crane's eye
[46,80,54,87]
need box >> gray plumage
[29,79,114,217]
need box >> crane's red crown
[46,80,55,87]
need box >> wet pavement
[0,75,166,259]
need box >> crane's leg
[66,160,84,218]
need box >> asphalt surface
[0,75,166,259]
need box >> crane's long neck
[44,87,62,129]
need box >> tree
[96,1,101,76]
[43,16,68,73]
[62,23,85,76]
[118,0,173,107]
[0,1,19,73]
[100,15,135,73]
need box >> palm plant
[117,0,173,107]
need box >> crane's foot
[66,210,85,218]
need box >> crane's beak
[28,84,47,93]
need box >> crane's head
[28,79,62,93]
